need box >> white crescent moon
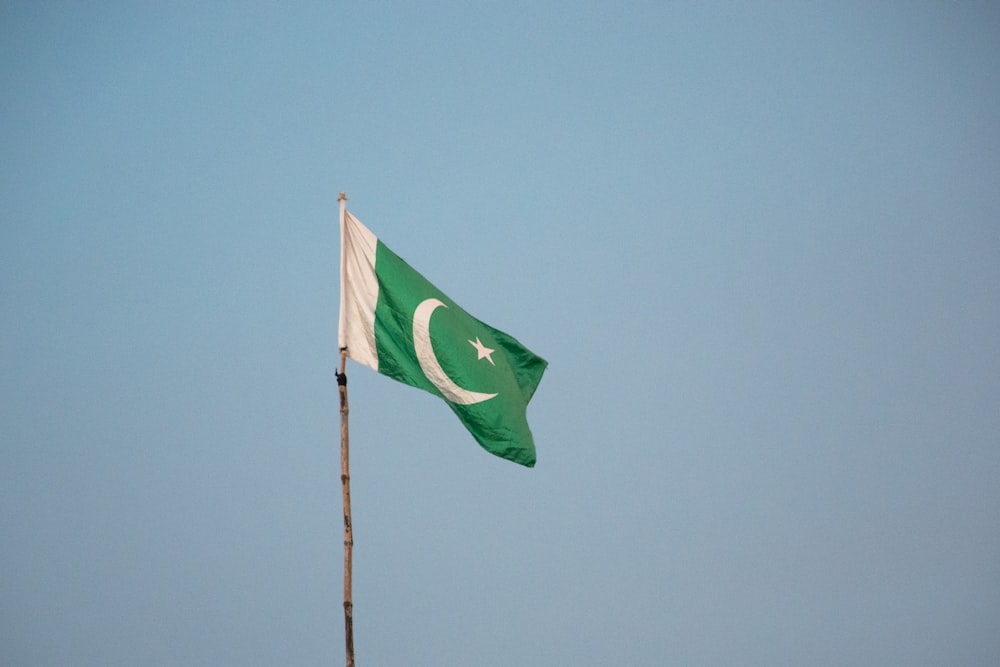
[413,298,498,405]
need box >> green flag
[338,206,547,467]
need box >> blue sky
[2,2,999,665]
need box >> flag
[338,206,547,467]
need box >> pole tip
[338,192,347,202]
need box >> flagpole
[337,192,356,667]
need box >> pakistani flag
[338,206,547,467]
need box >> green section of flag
[372,241,546,467]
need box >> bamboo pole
[337,192,355,667]
[339,353,354,666]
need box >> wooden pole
[338,352,354,667]
[337,192,355,667]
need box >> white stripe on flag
[338,209,380,371]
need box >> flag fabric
[338,206,547,467]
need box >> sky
[2,2,999,665]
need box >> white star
[468,336,496,365]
